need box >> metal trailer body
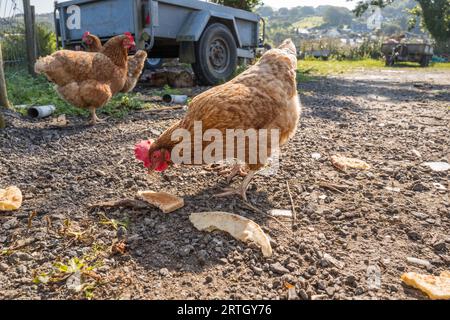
[54,0,263,84]
[381,43,434,67]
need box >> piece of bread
[0,186,23,211]
[189,211,273,257]
[137,191,184,213]
[401,271,450,300]
[330,155,370,171]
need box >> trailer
[54,0,264,85]
[381,42,433,67]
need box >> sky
[31,0,356,14]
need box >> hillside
[256,0,425,46]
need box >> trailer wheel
[420,55,430,67]
[192,23,238,85]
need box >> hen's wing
[121,50,147,93]
[35,50,95,86]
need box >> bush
[1,23,56,64]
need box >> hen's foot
[87,112,108,126]
[220,164,248,184]
[214,170,256,202]
[205,163,248,184]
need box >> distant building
[367,7,383,30]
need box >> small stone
[205,275,213,284]
[159,268,170,276]
[406,257,431,269]
[270,262,290,275]
[407,230,421,241]
[288,287,298,300]
[345,275,358,287]
[197,250,209,265]
[325,287,335,296]
[10,252,33,262]
[17,265,27,274]
[0,262,9,272]
[298,288,309,300]
[354,286,365,295]
[180,245,194,257]
[3,218,18,230]
[323,253,345,269]
[251,266,263,276]
[433,241,447,252]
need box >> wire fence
[0,0,26,68]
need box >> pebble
[0,262,9,272]
[345,275,358,287]
[251,266,263,276]
[298,288,309,300]
[3,218,18,230]
[10,252,33,262]
[205,275,213,284]
[159,268,170,276]
[406,257,431,269]
[270,262,290,275]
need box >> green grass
[5,68,145,118]
[293,16,324,29]
[297,59,450,77]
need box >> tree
[256,6,274,17]
[323,7,353,27]
[353,0,450,43]
[210,0,263,11]
[299,6,316,17]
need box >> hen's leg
[215,170,256,202]
[221,164,248,184]
[88,108,106,125]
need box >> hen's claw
[214,170,256,202]
[220,165,248,184]
[87,109,108,126]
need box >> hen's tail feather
[278,39,297,57]
[34,55,56,75]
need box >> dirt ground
[0,68,449,300]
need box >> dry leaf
[112,241,127,255]
[189,211,272,257]
[137,191,184,213]
[330,155,370,171]
[0,186,23,211]
[50,114,68,126]
[401,271,450,300]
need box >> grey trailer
[54,0,264,85]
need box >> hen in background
[82,32,147,93]
[135,39,301,201]
[35,33,135,125]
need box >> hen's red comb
[124,32,135,43]
[82,31,90,38]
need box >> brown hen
[136,39,301,200]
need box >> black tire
[145,58,163,70]
[192,23,238,86]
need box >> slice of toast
[137,191,184,213]
[401,271,450,300]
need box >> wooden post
[31,6,38,57]
[23,0,37,76]
[0,44,11,109]
[0,43,11,129]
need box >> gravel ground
[0,69,449,300]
